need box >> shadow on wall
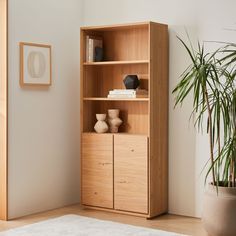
[168,26,198,217]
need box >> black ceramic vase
[123,75,140,89]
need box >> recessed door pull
[98,162,112,166]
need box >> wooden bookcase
[80,22,168,218]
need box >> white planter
[202,184,236,236]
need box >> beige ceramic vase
[202,184,236,236]
[108,109,122,133]
[94,114,109,133]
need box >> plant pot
[202,183,236,236]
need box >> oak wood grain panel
[82,101,98,133]
[114,135,148,214]
[0,0,8,220]
[102,27,148,61]
[82,25,148,62]
[82,133,113,209]
[83,63,148,98]
[80,29,85,205]
[83,60,148,65]
[83,98,149,101]
[149,22,169,217]
[81,22,150,31]
[83,101,149,135]
[83,205,149,218]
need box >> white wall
[8,0,236,219]
[8,0,82,219]
[194,0,236,218]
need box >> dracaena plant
[172,37,236,187]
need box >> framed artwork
[20,42,52,86]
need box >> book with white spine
[107,93,148,99]
[108,89,148,95]
[86,36,90,62]
[109,89,136,95]
[108,94,136,98]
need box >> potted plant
[172,37,236,236]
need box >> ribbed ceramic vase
[108,109,122,133]
[202,184,236,236]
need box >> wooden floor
[0,204,208,235]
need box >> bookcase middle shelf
[83,97,149,101]
[83,60,149,66]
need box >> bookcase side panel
[149,22,169,217]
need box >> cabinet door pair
[82,133,148,214]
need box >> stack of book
[86,36,103,62]
[107,89,148,98]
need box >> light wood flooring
[0,204,208,235]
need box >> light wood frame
[0,0,8,220]
[20,42,52,87]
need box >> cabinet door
[82,133,113,208]
[114,135,148,214]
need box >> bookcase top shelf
[83,97,149,101]
[83,60,149,66]
[80,21,167,31]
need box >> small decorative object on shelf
[107,89,148,98]
[86,36,103,62]
[108,109,122,133]
[123,74,140,89]
[94,114,109,133]
[95,46,103,62]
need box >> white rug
[0,214,187,236]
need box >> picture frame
[20,42,52,86]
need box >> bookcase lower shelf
[82,205,153,219]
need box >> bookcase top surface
[80,21,167,31]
